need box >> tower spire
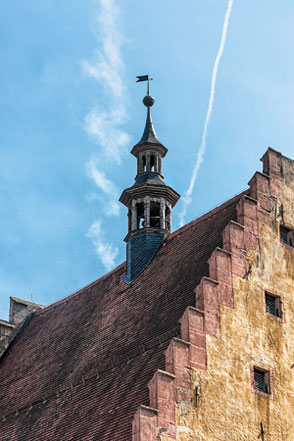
[138,96,160,145]
[119,78,180,283]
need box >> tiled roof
[0,191,246,441]
[134,173,165,186]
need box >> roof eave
[131,142,168,158]
[119,184,180,207]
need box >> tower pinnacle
[119,78,180,283]
[138,95,160,145]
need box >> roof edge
[169,188,249,240]
[10,296,45,309]
[36,262,127,316]
[0,312,35,363]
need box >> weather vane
[136,74,153,95]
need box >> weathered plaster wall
[175,150,294,440]
[132,149,294,441]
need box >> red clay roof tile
[0,191,246,440]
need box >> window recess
[280,225,294,247]
[265,292,282,318]
[253,368,270,394]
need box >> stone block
[237,196,258,223]
[165,338,190,387]
[261,147,282,176]
[269,174,282,199]
[132,405,158,441]
[248,171,270,201]
[181,307,206,350]
[148,370,176,438]
[222,221,245,252]
[208,248,233,307]
[189,344,207,369]
[230,247,247,278]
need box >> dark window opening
[150,155,155,172]
[265,292,282,318]
[254,368,270,394]
[142,155,147,172]
[150,202,160,228]
[280,225,294,247]
[136,203,145,229]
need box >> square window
[254,368,270,394]
[265,292,282,318]
[280,225,294,247]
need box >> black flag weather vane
[136,74,153,94]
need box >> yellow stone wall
[175,157,294,440]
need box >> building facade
[0,94,293,440]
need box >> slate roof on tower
[138,106,161,145]
[0,190,247,441]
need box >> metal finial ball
[143,95,155,107]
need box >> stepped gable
[0,191,245,441]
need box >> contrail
[179,0,234,227]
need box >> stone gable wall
[132,148,294,441]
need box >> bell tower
[120,81,180,283]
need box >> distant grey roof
[138,107,161,145]
[134,173,165,186]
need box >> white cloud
[87,219,119,271]
[86,157,119,195]
[82,0,129,163]
[84,108,129,163]
[86,157,120,217]
[83,0,125,98]
[83,0,128,265]
[104,200,120,216]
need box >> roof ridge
[10,296,45,308]
[35,263,126,316]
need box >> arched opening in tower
[150,202,160,228]
[150,155,155,172]
[142,155,147,172]
[136,202,145,229]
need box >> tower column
[144,196,151,227]
[160,199,166,229]
[131,200,137,231]
[167,202,172,231]
[155,154,159,173]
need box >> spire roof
[131,92,167,157]
[138,106,161,145]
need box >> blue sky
[1,0,294,319]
